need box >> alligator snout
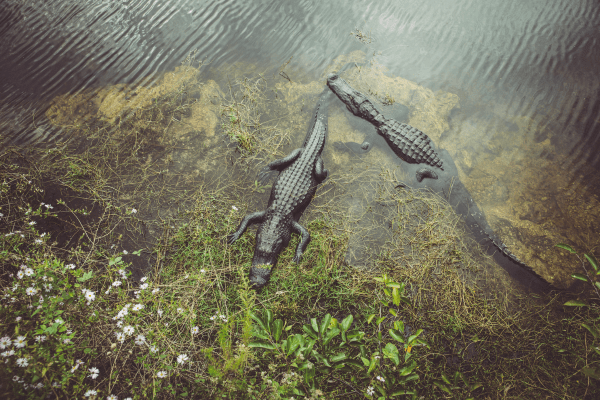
[249,267,270,289]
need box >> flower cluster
[209,314,228,323]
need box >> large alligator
[326,73,556,294]
[227,90,331,288]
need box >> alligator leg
[291,221,311,263]
[258,148,303,184]
[314,156,328,183]
[227,211,266,244]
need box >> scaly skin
[327,73,443,169]
[227,90,330,288]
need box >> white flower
[13,375,19,381]
[366,386,375,396]
[191,326,199,335]
[140,276,147,282]
[209,315,215,321]
[29,221,36,225]
[14,336,26,348]
[16,358,28,367]
[122,250,128,255]
[17,316,23,320]
[66,264,76,270]
[116,321,123,328]
[123,326,134,335]
[130,208,137,214]
[177,354,189,364]
[84,390,97,397]
[376,375,385,382]
[115,332,125,343]
[52,382,61,388]
[44,204,53,209]
[112,280,122,287]
[157,371,167,378]
[132,304,144,312]
[177,308,184,314]
[34,239,43,244]
[232,205,238,211]
[63,338,71,344]
[157,309,163,317]
[35,335,46,343]
[25,287,37,296]
[107,395,117,400]
[150,345,158,353]
[200,269,206,273]
[44,284,52,292]
[152,288,160,294]
[85,291,95,302]
[139,283,148,290]
[16,271,24,279]
[0,337,11,349]
[1,350,15,357]
[55,318,64,324]
[24,268,34,276]
[135,335,145,345]
[88,367,99,379]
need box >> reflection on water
[1,0,600,291]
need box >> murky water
[1,0,599,290]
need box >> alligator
[327,73,444,170]
[227,90,331,288]
[326,73,556,294]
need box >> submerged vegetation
[1,59,599,399]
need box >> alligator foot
[415,168,438,182]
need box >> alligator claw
[257,168,277,186]
[292,254,302,263]
[227,233,240,244]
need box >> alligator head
[249,217,292,288]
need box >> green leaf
[108,256,122,266]
[367,314,376,324]
[585,253,599,271]
[556,243,576,253]
[248,341,276,350]
[399,360,417,376]
[407,329,424,344]
[77,271,93,282]
[389,329,405,343]
[386,282,403,289]
[302,324,318,339]
[596,282,600,291]
[272,319,283,342]
[330,353,347,363]
[311,318,319,334]
[564,300,588,307]
[571,273,588,282]
[389,308,398,317]
[367,357,379,374]
[265,310,273,330]
[391,389,416,396]
[341,315,353,332]
[383,343,400,366]
[433,381,452,394]
[582,323,600,339]
[319,314,332,337]
[361,357,370,366]
[250,312,269,333]
[376,317,386,325]
[323,327,340,346]
[392,287,401,306]
[441,373,451,384]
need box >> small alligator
[327,73,444,170]
[227,90,331,288]
[326,72,556,293]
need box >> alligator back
[267,93,328,217]
[377,120,444,169]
